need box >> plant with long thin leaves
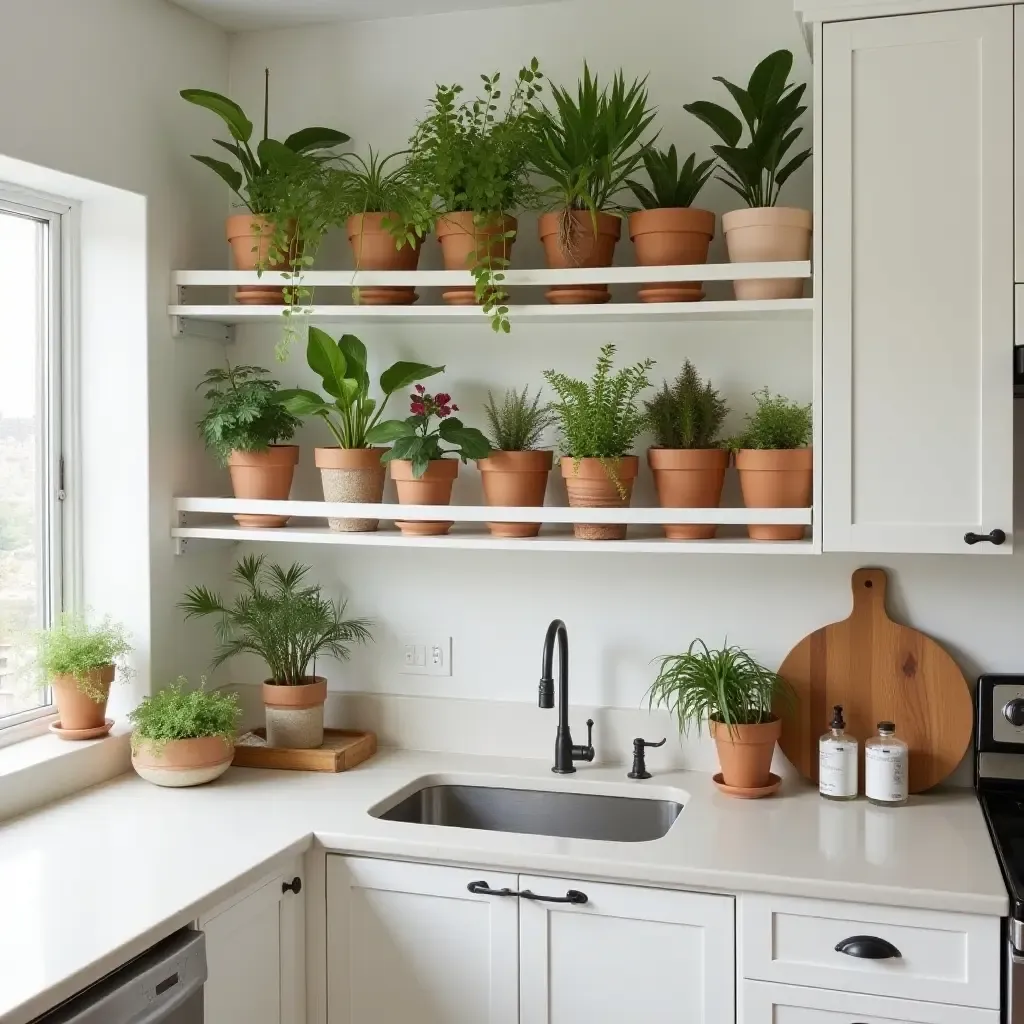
[645,361,728,449]
[483,387,556,452]
[627,145,716,210]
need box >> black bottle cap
[830,704,845,729]
[878,720,896,732]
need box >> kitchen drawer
[739,894,999,1009]
[742,981,999,1024]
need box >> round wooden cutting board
[777,568,972,793]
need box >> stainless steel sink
[374,783,683,842]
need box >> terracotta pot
[225,213,295,305]
[647,448,729,540]
[539,211,622,304]
[735,448,813,541]
[131,735,234,788]
[478,450,554,538]
[560,456,638,541]
[346,213,422,305]
[435,213,517,305]
[315,447,387,533]
[263,676,328,750]
[629,208,716,302]
[390,459,459,536]
[51,665,115,733]
[227,446,299,529]
[722,207,812,300]
[710,717,781,791]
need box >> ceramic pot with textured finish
[225,213,295,305]
[51,665,114,733]
[316,447,388,533]
[710,717,781,791]
[722,207,812,300]
[131,735,234,788]
[629,208,716,302]
[227,446,299,529]
[346,213,422,305]
[647,447,729,540]
[560,456,638,541]
[478,450,553,538]
[539,211,621,304]
[735,448,812,541]
[263,677,328,750]
[435,213,517,304]
[390,459,459,536]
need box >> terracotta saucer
[49,718,114,741]
[713,772,782,800]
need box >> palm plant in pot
[180,556,373,750]
[197,363,301,529]
[645,361,729,540]
[684,49,812,300]
[478,387,557,538]
[543,344,654,540]
[648,640,793,796]
[276,327,443,533]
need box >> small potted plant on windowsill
[180,555,373,750]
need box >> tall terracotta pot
[228,446,299,529]
[710,717,781,791]
[539,211,621,304]
[263,677,327,750]
[390,459,459,536]
[435,213,517,305]
[316,447,388,533]
[226,213,295,305]
[478,450,553,539]
[735,448,813,541]
[346,213,422,305]
[51,665,114,734]
[629,208,716,302]
[647,448,728,540]
[721,207,812,300]
[560,456,638,541]
[132,736,234,788]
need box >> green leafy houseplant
[729,388,811,450]
[627,145,716,210]
[129,679,241,755]
[35,612,133,700]
[336,148,431,242]
[645,361,728,449]
[483,387,556,452]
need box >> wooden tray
[232,729,376,773]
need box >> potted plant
[543,344,654,540]
[34,613,133,739]
[180,555,372,750]
[728,388,812,541]
[367,387,492,536]
[129,679,241,788]
[277,328,443,533]
[684,49,812,300]
[645,362,729,540]
[532,64,657,304]
[478,387,557,538]
[197,363,301,529]
[648,640,793,796]
[627,146,717,302]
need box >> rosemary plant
[645,361,728,449]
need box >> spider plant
[627,145,716,210]
[336,147,431,245]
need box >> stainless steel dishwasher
[33,928,206,1023]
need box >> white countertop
[0,749,1008,1024]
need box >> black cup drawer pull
[835,935,902,959]
[964,529,1007,546]
[520,889,589,905]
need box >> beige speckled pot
[263,677,328,750]
[722,207,812,300]
[315,447,388,532]
[131,735,234,788]
[51,665,115,733]
[560,456,638,541]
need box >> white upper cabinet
[820,6,1014,554]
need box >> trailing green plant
[627,145,716,210]
[128,678,241,755]
[197,363,300,465]
[647,639,794,734]
[683,49,811,208]
[180,555,373,685]
[645,361,728,449]
[728,387,811,450]
[34,612,133,699]
[276,327,443,449]
[483,387,556,452]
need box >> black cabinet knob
[1004,699,1024,727]
[964,529,1007,546]
[282,877,302,895]
[835,935,901,959]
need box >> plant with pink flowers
[367,384,491,478]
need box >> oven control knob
[1004,699,1024,727]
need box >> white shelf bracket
[171,285,235,342]
[174,511,188,556]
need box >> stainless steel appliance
[33,928,205,1023]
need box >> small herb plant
[483,387,556,452]
[367,387,492,479]
[627,145,716,210]
[35,612,133,699]
[277,328,443,450]
[129,678,241,755]
[684,49,811,209]
[728,388,811,450]
[645,361,728,449]
[180,555,373,685]
[197,363,300,466]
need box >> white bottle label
[819,739,858,797]
[865,746,908,804]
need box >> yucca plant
[483,387,556,452]
[645,361,728,449]
[728,388,811,450]
[628,145,716,210]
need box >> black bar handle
[467,880,517,898]
[282,877,302,895]
[964,529,1007,546]
[835,935,902,959]
[520,889,589,905]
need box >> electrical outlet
[399,635,452,677]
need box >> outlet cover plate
[399,635,452,677]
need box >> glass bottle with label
[819,704,858,800]
[865,721,909,806]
